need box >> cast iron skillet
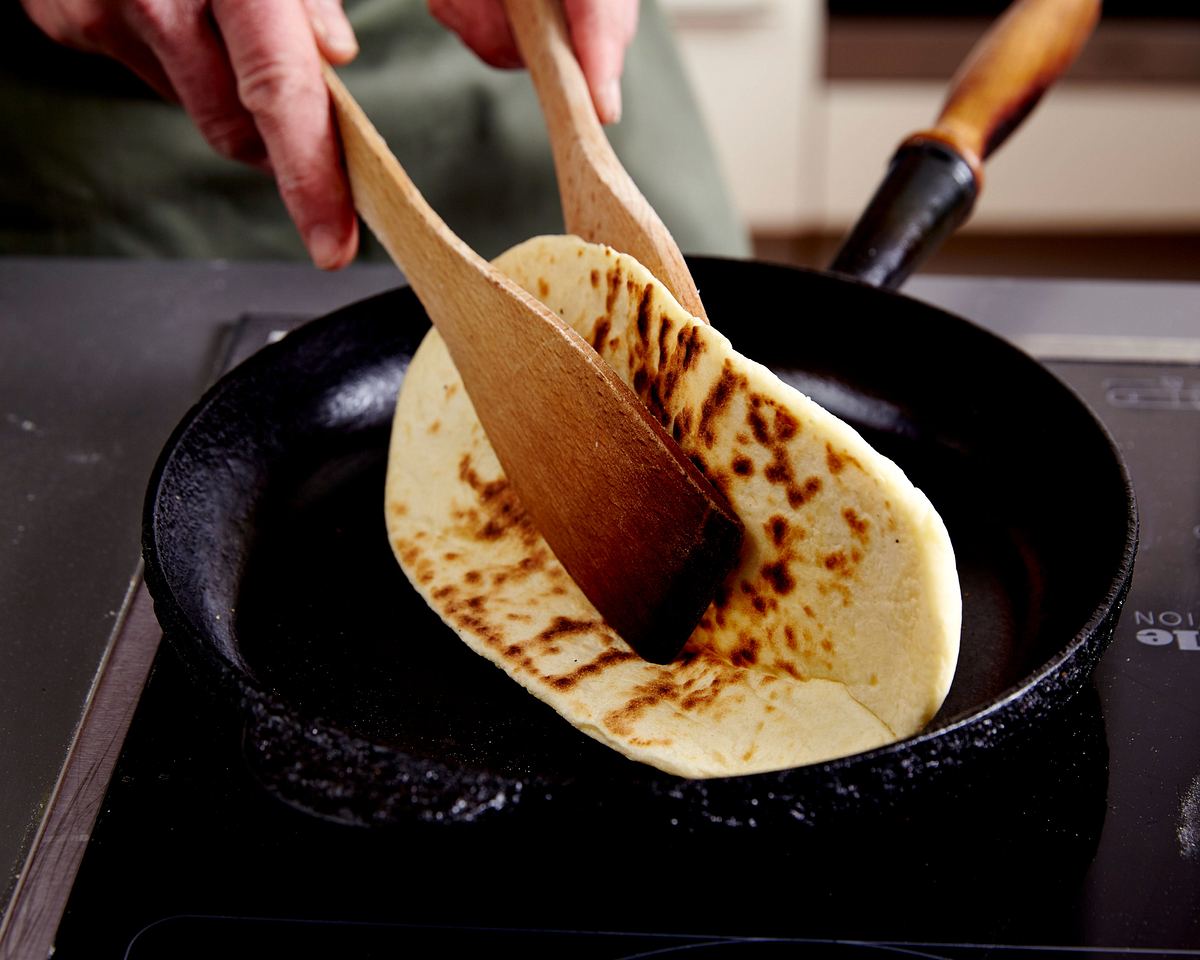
[142,1,1135,831]
[141,247,1136,829]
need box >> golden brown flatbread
[384,236,960,778]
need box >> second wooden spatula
[323,66,742,664]
[504,0,710,323]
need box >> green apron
[0,1,748,262]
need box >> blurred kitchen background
[662,0,1200,279]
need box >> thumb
[302,0,359,64]
[563,0,638,125]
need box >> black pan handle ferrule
[828,139,978,291]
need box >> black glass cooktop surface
[51,333,1200,958]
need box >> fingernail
[309,225,344,270]
[597,78,622,125]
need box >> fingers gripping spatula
[323,66,742,664]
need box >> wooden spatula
[503,0,710,323]
[323,65,742,664]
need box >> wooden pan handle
[907,0,1101,186]
[830,0,1100,289]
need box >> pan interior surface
[150,259,1133,794]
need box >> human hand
[429,0,639,124]
[22,0,638,270]
[21,0,361,269]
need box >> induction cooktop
[32,314,1200,958]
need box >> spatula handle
[505,0,710,322]
[829,0,1099,289]
[504,0,608,157]
[323,64,481,301]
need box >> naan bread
[384,236,960,778]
